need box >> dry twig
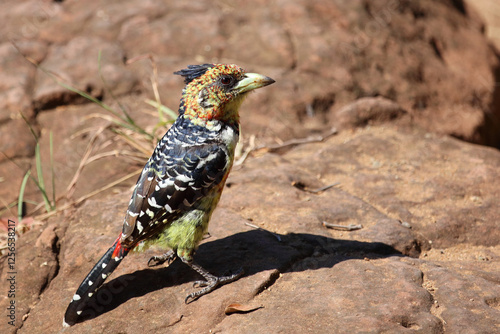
[322,221,363,231]
[235,128,337,166]
[292,181,340,193]
[244,221,282,242]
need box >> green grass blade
[34,143,52,212]
[50,131,56,208]
[35,143,45,193]
[18,170,31,222]
[145,99,178,120]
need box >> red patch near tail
[111,235,129,259]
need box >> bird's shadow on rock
[74,230,402,324]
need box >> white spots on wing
[165,204,173,213]
[206,152,219,163]
[101,263,107,269]
[147,176,154,182]
[136,221,143,234]
[102,273,108,279]
[176,174,193,183]
[73,294,81,301]
[159,179,175,188]
[139,211,145,217]
[148,197,163,209]
[88,292,93,297]
[76,310,82,316]
[174,183,187,191]
[128,211,139,217]
[88,280,93,286]
[196,152,219,170]
[146,209,155,218]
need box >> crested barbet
[63,64,275,326]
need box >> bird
[63,63,275,327]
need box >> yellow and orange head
[174,64,274,126]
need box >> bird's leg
[148,250,177,267]
[181,258,244,303]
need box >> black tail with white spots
[63,236,130,327]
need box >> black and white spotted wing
[120,136,230,247]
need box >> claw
[147,257,161,267]
[185,292,198,304]
[192,280,209,288]
[184,267,244,304]
[147,250,176,267]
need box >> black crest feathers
[174,64,215,84]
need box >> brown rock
[33,36,139,111]
[335,96,407,129]
[8,125,500,333]
[421,259,500,333]
[0,42,38,120]
[0,219,61,333]
[216,257,443,333]
[0,119,36,162]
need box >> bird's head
[174,64,275,127]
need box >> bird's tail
[63,235,131,327]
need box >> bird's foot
[147,250,177,267]
[184,265,244,303]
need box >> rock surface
[0,0,500,333]
[2,125,500,333]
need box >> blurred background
[1,0,500,215]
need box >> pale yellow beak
[234,72,275,94]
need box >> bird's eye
[220,76,233,86]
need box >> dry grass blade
[126,54,166,123]
[84,113,153,157]
[65,125,107,199]
[0,198,17,217]
[35,169,142,221]
[84,150,146,165]
[113,129,153,158]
